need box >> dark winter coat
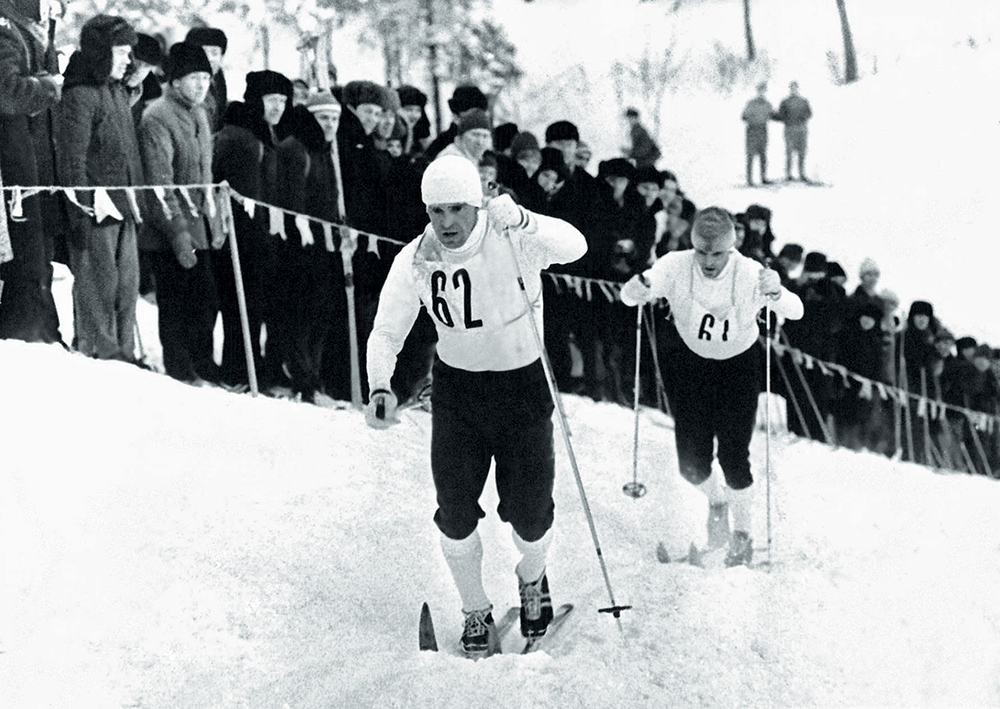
[833,315,886,425]
[901,316,940,394]
[783,275,843,360]
[626,122,661,168]
[0,2,65,249]
[275,105,340,227]
[57,49,144,228]
[337,106,389,295]
[137,85,222,254]
[424,122,458,162]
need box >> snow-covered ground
[4,331,1000,708]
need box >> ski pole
[502,227,630,630]
[623,301,647,499]
[764,303,773,569]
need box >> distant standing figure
[774,81,812,182]
[740,82,774,186]
[622,107,661,169]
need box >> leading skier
[364,155,586,655]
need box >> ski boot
[706,502,730,549]
[518,571,553,638]
[460,607,497,657]
[724,530,754,568]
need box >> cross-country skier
[363,155,587,655]
[620,207,803,566]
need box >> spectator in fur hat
[900,299,941,464]
[212,69,293,390]
[185,26,228,132]
[437,107,492,166]
[138,40,225,384]
[125,33,163,114]
[58,14,145,364]
[956,336,977,361]
[425,83,488,161]
[396,84,431,152]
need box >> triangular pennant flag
[367,233,379,255]
[598,281,614,303]
[875,382,888,400]
[203,186,217,218]
[917,396,927,418]
[859,379,873,401]
[243,198,256,218]
[92,188,124,223]
[9,186,24,221]
[179,186,199,216]
[295,215,313,246]
[151,186,172,219]
[269,206,286,240]
[125,188,142,223]
[803,354,815,370]
[323,223,334,252]
[584,278,593,301]
[63,188,95,217]
[816,359,830,376]
[0,167,10,264]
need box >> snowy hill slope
[3,340,1000,708]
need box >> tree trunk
[743,0,756,62]
[835,0,859,83]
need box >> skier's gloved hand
[365,389,399,429]
[758,268,782,300]
[620,273,653,306]
[486,193,527,231]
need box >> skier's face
[109,45,132,81]
[427,202,480,250]
[691,230,735,279]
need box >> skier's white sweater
[367,209,587,392]
[638,249,804,360]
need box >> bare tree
[835,0,859,83]
[743,0,755,61]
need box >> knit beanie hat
[341,80,386,109]
[456,108,491,135]
[396,84,428,108]
[859,257,880,276]
[166,41,212,81]
[80,15,137,56]
[448,84,488,114]
[827,261,846,280]
[185,27,227,53]
[510,131,540,159]
[974,343,993,360]
[545,120,580,143]
[858,301,884,322]
[245,70,293,103]
[802,251,827,274]
[305,90,341,113]
[422,155,483,208]
[133,33,163,66]
[909,300,934,318]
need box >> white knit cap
[421,155,483,208]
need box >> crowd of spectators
[1,8,997,475]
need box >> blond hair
[692,206,735,243]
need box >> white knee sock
[512,527,553,584]
[440,530,491,613]
[728,485,754,535]
[695,469,727,506]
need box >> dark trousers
[0,205,60,344]
[151,249,219,382]
[214,220,280,388]
[430,358,555,542]
[668,343,760,490]
[277,243,336,398]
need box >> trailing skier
[621,207,803,567]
